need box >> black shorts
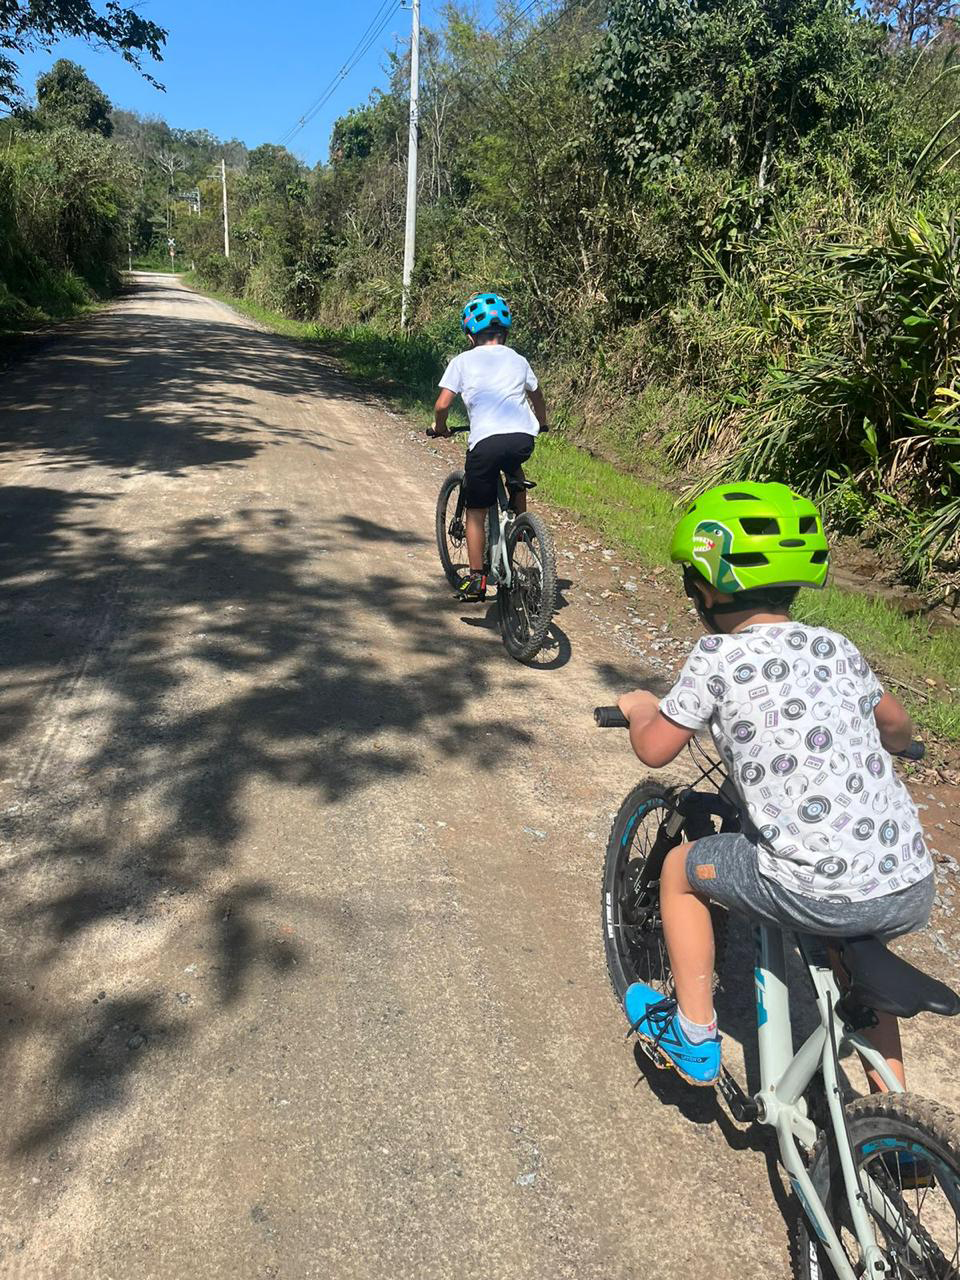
[463,432,535,509]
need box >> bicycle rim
[794,1094,960,1280]
[601,784,678,1005]
[497,512,557,662]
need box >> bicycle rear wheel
[497,511,557,662]
[793,1093,960,1280]
[436,470,467,588]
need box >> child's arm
[618,689,695,767]
[433,389,456,437]
[527,386,548,428]
[873,691,914,755]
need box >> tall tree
[35,59,112,135]
[0,0,166,108]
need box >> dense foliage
[0,63,139,328]
[0,57,253,328]
[179,0,960,587]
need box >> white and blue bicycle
[596,705,960,1280]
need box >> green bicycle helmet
[671,482,829,595]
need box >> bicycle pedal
[637,1039,672,1071]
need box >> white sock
[678,1009,718,1044]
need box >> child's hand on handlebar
[617,689,659,723]
[426,425,450,438]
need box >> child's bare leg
[828,946,905,1090]
[862,1012,905,1091]
[465,508,486,571]
[660,842,715,1024]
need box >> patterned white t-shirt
[660,623,932,903]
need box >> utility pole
[221,158,231,259]
[400,0,420,329]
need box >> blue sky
[13,0,498,166]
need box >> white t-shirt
[660,623,932,903]
[439,344,540,449]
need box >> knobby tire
[497,511,557,663]
[436,470,467,589]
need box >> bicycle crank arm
[716,1068,760,1123]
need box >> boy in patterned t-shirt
[615,483,934,1087]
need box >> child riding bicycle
[616,482,935,1089]
[432,292,548,601]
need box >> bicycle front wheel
[497,511,557,662]
[602,783,728,1008]
[793,1093,960,1280]
[602,783,680,1006]
[436,470,467,588]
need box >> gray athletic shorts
[686,833,934,942]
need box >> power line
[479,0,547,40]
[279,0,404,146]
[279,0,398,142]
[280,2,401,144]
[279,0,558,153]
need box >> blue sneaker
[624,982,721,1087]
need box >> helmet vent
[779,539,805,547]
[810,550,829,564]
[740,517,780,535]
[726,552,769,567]
[799,516,818,533]
[723,491,758,501]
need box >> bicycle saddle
[505,475,536,491]
[839,936,960,1018]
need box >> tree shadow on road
[0,276,398,478]
[0,468,530,1155]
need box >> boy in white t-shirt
[615,482,934,1090]
[432,292,548,601]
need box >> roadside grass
[0,266,99,337]
[188,283,960,742]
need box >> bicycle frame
[484,476,515,590]
[752,925,904,1279]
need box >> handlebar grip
[896,740,925,762]
[594,706,629,729]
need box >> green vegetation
[0,89,139,330]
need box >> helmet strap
[682,567,790,631]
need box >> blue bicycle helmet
[461,292,512,336]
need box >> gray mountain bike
[595,704,960,1280]
[428,426,557,663]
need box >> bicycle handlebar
[425,424,550,438]
[593,704,925,760]
[594,706,629,729]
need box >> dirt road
[0,274,958,1280]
